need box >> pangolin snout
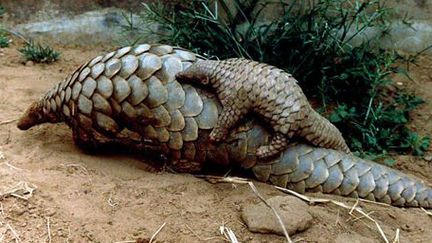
[17,102,43,130]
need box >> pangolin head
[175,61,210,85]
[17,101,47,130]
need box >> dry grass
[0,119,17,126]
[200,175,293,243]
[0,181,36,201]
[275,186,399,243]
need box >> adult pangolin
[17,44,432,208]
[175,58,350,159]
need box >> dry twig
[197,175,292,243]
[347,211,375,223]
[0,181,37,200]
[1,162,24,171]
[247,182,292,243]
[219,224,239,243]
[0,119,17,126]
[392,228,400,243]
[149,222,166,243]
[107,196,119,208]
[275,186,392,243]
[46,217,52,243]
[7,223,20,243]
[357,198,391,207]
[421,207,432,217]
[196,175,249,184]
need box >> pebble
[25,60,34,66]
[45,207,57,216]
[241,196,312,236]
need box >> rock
[423,154,432,162]
[241,196,312,236]
[12,9,146,45]
[25,60,34,66]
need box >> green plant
[0,31,9,48]
[141,0,430,157]
[19,41,60,63]
[116,10,147,46]
[0,5,5,17]
[0,5,8,48]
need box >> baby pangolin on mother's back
[176,58,350,158]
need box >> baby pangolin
[176,58,350,158]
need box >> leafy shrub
[0,5,8,48]
[0,31,9,48]
[19,41,60,63]
[141,0,430,157]
[0,5,5,17]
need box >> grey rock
[241,196,312,236]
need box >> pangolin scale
[175,58,351,158]
[17,44,432,208]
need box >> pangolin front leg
[209,90,250,142]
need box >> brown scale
[176,58,351,159]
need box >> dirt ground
[0,43,431,243]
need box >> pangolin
[17,44,432,208]
[175,58,350,159]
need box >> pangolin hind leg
[256,132,288,159]
[209,91,250,142]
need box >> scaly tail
[299,109,351,153]
[252,144,432,208]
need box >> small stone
[25,60,34,66]
[45,208,57,217]
[423,154,432,162]
[241,196,312,236]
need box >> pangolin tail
[300,109,351,153]
[253,144,432,208]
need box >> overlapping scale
[173,48,197,61]
[195,96,218,129]
[137,53,162,80]
[112,76,131,102]
[145,77,168,108]
[149,44,173,56]
[155,56,183,83]
[132,44,151,55]
[127,75,148,106]
[119,55,139,79]
[104,58,122,78]
[179,85,203,117]
[164,81,185,111]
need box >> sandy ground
[0,44,431,242]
